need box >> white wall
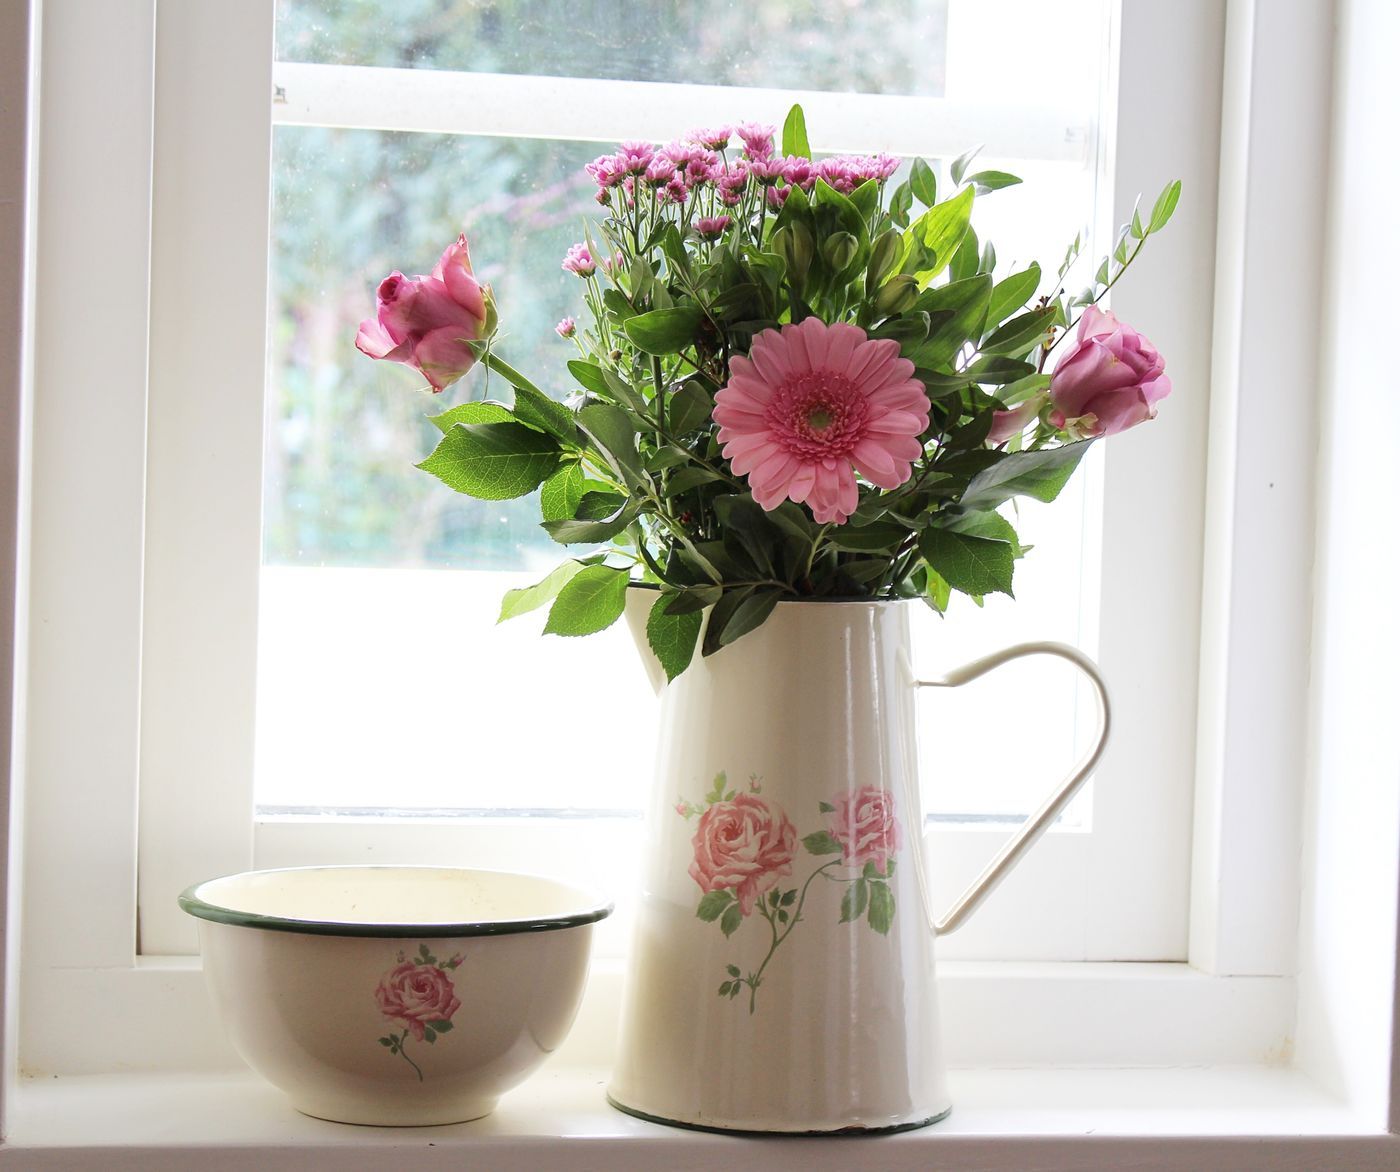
[1294,0,1400,1123]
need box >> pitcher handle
[915,641,1111,936]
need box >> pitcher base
[606,1093,952,1136]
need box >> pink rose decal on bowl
[829,785,903,874]
[689,792,796,916]
[376,945,464,1081]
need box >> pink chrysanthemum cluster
[713,317,931,525]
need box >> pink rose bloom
[354,234,491,393]
[689,794,796,915]
[713,316,931,524]
[1048,306,1171,438]
[374,961,462,1041]
[830,785,902,871]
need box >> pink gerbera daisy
[713,317,930,525]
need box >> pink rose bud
[1048,307,1171,438]
[986,395,1046,445]
[354,233,493,393]
[555,316,576,339]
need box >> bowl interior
[183,866,611,936]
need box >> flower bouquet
[357,106,1177,681]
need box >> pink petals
[712,317,930,524]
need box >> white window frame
[6,0,1400,1165]
[134,0,1212,967]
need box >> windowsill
[7,1065,1391,1171]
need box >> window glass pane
[256,0,1110,823]
[274,0,949,97]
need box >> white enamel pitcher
[609,591,1110,1134]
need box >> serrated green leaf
[696,889,734,922]
[578,402,646,489]
[417,422,561,501]
[543,565,630,636]
[719,903,743,937]
[867,881,895,935]
[512,385,576,442]
[539,463,585,521]
[958,440,1094,512]
[944,510,1023,557]
[1148,179,1182,233]
[623,307,704,355]
[427,400,514,433]
[726,963,741,978]
[542,500,639,544]
[663,584,723,615]
[841,879,869,923]
[803,830,844,856]
[918,529,1015,597]
[647,595,703,682]
[781,103,810,158]
[498,560,588,623]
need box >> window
[26,1,1383,1126]
[128,0,1210,969]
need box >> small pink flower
[829,786,902,871]
[614,140,656,175]
[355,234,492,393]
[748,156,787,186]
[716,165,749,206]
[687,125,732,151]
[644,153,677,187]
[689,794,796,916]
[734,121,776,160]
[765,184,790,209]
[561,243,596,277]
[555,316,576,339]
[1048,307,1170,438]
[713,317,930,524]
[661,176,689,205]
[375,961,462,1041]
[781,156,816,191]
[694,215,732,240]
[584,154,623,189]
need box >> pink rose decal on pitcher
[376,944,464,1081]
[679,773,902,1014]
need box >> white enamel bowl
[180,865,612,1126]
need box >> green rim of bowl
[178,864,614,939]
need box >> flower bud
[866,229,902,293]
[772,222,814,288]
[821,231,858,273]
[873,274,919,317]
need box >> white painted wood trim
[135,0,273,957]
[1189,0,1332,977]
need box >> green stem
[746,861,841,1014]
[471,347,545,397]
[396,1031,424,1082]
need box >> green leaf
[888,180,914,227]
[827,520,909,553]
[980,307,1056,357]
[541,500,639,544]
[802,830,844,856]
[944,510,1023,557]
[841,880,869,923]
[429,1020,453,1034]
[498,560,588,622]
[575,490,628,520]
[909,157,938,207]
[958,440,1094,512]
[566,359,611,397]
[950,145,981,187]
[719,904,743,938]
[417,422,561,501]
[700,587,782,657]
[623,307,705,355]
[512,385,576,442]
[662,465,725,496]
[781,103,810,158]
[911,186,975,282]
[966,169,1023,194]
[908,274,993,369]
[428,400,514,434]
[539,463,585,522]
[1148,178,1182,234]
[986,263,1042,326]
[726,963,741,978]
[867,881,895,935]
[577,402,646,489]
[696,889,734,922]
[918,529,1015,597]
[647,595,703,682]
[663,584,723,614]
[543,565,630,636]
[667,381,714,436]
[818,800,836,813]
